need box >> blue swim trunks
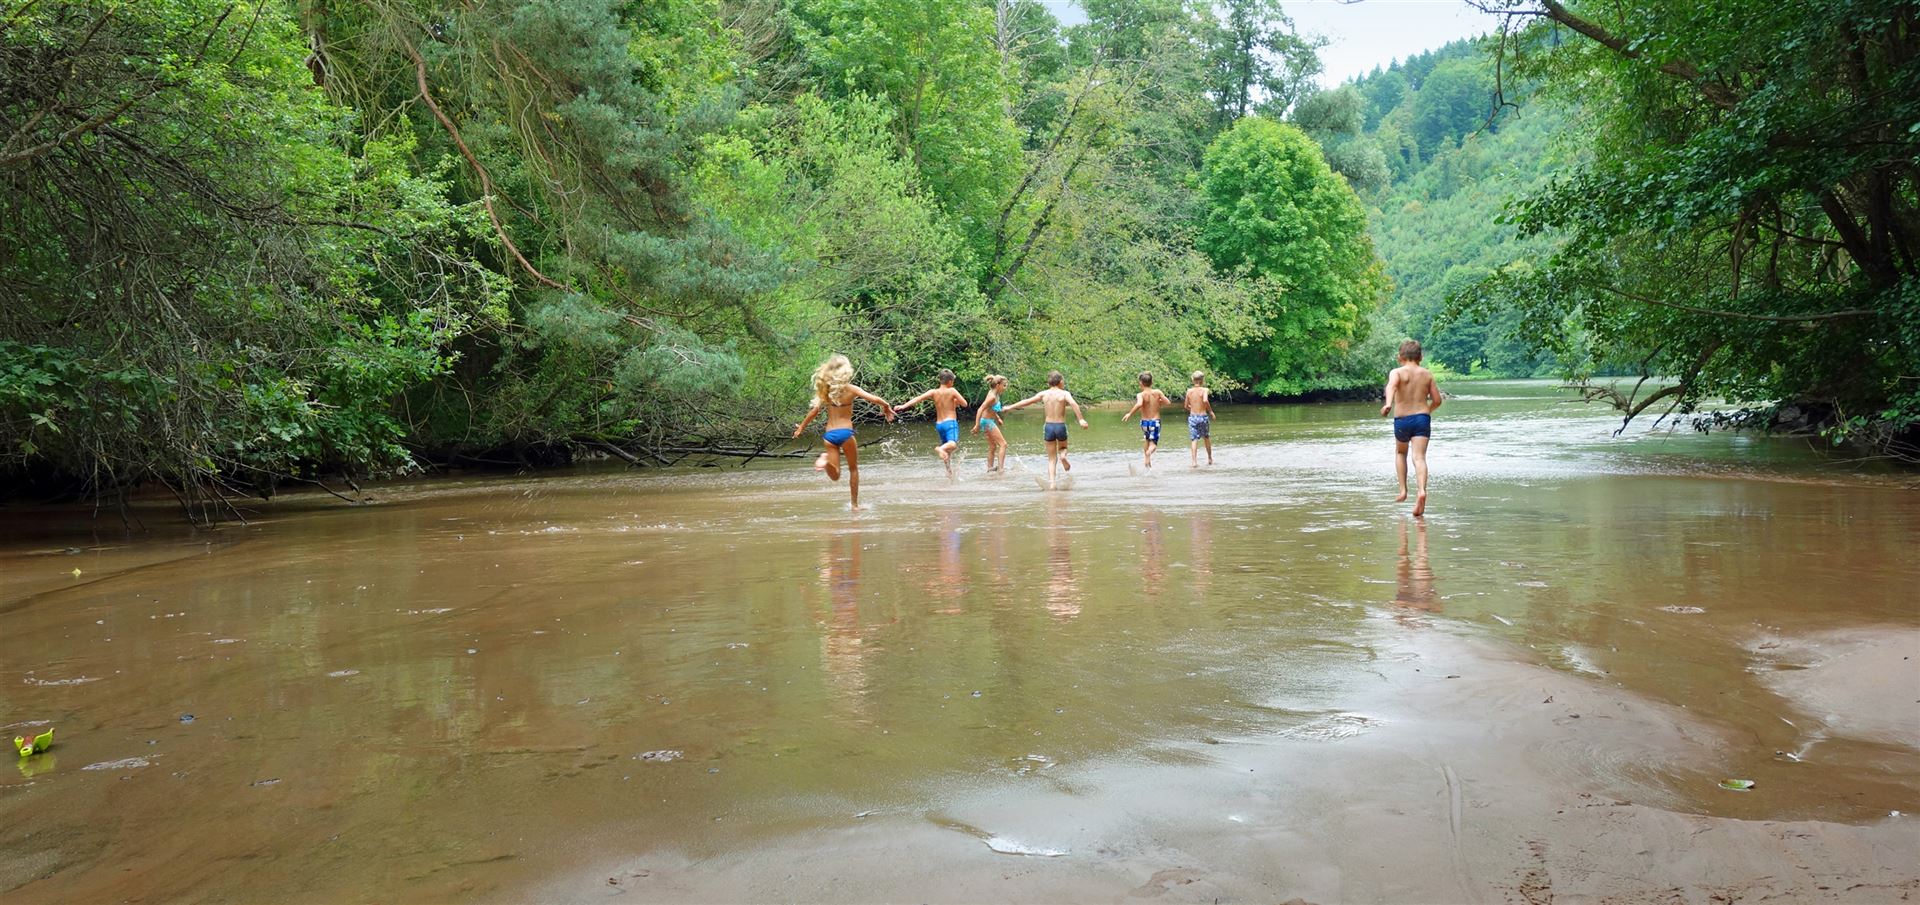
[1187,414,1211,440]
[1043,422,1069,443]
[1140,419,1161,443]
[936,419,959,444]
[1393,413,1432,443]
[823,427,854,447]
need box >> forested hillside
[1,0,1384,511]
[1296,38,1567,382]
[3,0,1914,512]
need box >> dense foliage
[4,0,1911,512]
[0,0,1368,510]
[1198,117,1385,394]
[1463,0,1919,451]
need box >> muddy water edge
[2,380,1916,902]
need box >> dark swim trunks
[1043,422,1069,443]
[1140,419,1161,443]
[824,427,854,447]
[1392,413,1431,443]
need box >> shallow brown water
[2,381,1916,902]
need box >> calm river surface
[2,381,1916,902]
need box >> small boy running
[895,368,970,479]
[1120,371,1172,469]
[1183,371,1216,467]
[793,354,895,510]
[1003,370,1089,490]
[1382,340,1443,517]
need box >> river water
[2,380,1916,902]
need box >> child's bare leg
[1410,436,1429,517]
[1393,440,1408,502]
[940,441,956,478]
[1190,440,1199,467]
[1203,437,1213,465]
[844,438,862,509]
[1045,441,1059,489]
[1060,441,1071,472]
[823,444,842,482]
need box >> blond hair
[812,354,854,406]
[984,373,1008,389]
[1190,370,1206,384]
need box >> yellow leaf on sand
[70,568,82,578]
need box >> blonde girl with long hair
[793,354,895,510]
[971,374,1010,473]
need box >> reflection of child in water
[1139,510,1167,597]
[928,512,967,614]
[1042,497,1081,619]
[820,530,872,716]
[1393,518,1439,613]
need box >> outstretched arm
[1003,392,1045,411]
[854,386,897,421]
[893,389,934,414]
[1068,393,1089,428]
[794,402,822,438]
[1381,371,1399,417]
[1121,393,1142,421]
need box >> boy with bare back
[894,368,969,479]
[1003,370,1088,490]
[1382,340,1443,517]
[1121,371,1171,469]
[794,354,895,510]
[1183,371,1216,467]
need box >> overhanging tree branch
[401,32,564,290]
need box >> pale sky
[1035,0,1502,86]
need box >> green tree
[1467,0,1920,450]
[1408,58,1493,159]
[790,0,1023,253]
[0,0,501,516]
[1197,117,1388,394]
[1293,86,1390,193]
[1201,0,1323,130]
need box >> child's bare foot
[1062,456,1072,472]
[814,453,829,471]
[1394,489,1407,503]
[1412,493,1427,517]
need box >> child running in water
[972,374,1010,473]
[1003,371,1088,490]
[1184,371,1216,467]
[793,354,895,510]
[1382,340,1443,517]
[1121,371,1171,469]
[894,368,969,479]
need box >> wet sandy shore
[518,629,1919,905]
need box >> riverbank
[522,630,1918,904]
